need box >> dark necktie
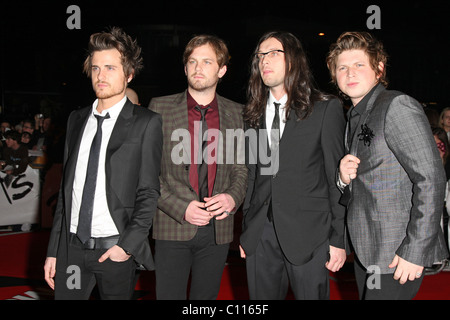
[195,105,210,202]
[347,107,360,150]
[341,108,358,206]
[268,102,280,222]
[77,113,110,244]
[271,102,281,151]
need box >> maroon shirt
[187,91,219,200]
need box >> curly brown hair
[326,31,388,91]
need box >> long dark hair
[244,31,329,129]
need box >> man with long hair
[44,27,162,299]
[240,31,346,299]
[148,35,247,299]
[327,31,448,299]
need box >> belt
[69,233,120,250]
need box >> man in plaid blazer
[148,35,247,299]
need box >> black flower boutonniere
[357,124,375,146]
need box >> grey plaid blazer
[343,85,449,273]
[148,91,247,244]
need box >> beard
[93,81,126,100]
[187,74,219,92]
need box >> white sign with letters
[0,166,40,226]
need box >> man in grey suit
[326,31,449,299]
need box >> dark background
[1,0,449,125]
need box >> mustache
[94,81,109,86]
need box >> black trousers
[154,223,229,300]
[54,234,137,300]
[354,257,424,300]
[246,217,330,300]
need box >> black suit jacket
[240,98,346,265]
[46,99,162,270]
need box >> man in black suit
[240,31,346,299]
[43,27,162,300]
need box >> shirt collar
[91,95,127,119]
[350,83,380,117]
[186,90,218,112]
[268,91,287,109]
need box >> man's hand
[44,257,57,290]
[239,245,246,259]
[389,255,424,284]
[325,246,346,272]
[339,154,360,185]
[204,193,236,220]
[98,245,131,263]
[184,200,212,226]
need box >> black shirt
[346,84,381,147]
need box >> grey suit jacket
[344,85,448,273]
[47,99,163,270]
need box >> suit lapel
[347,85,385,193]
[66,108,90,172]
[106,99,135,160]
[263,104,293,155]
[218,94,233,143]
[63,107,90,231]
[280,109,295,145]
[349,85,385,157]
[170,92,190,160]
[164,92,191,189]
[171,92,189,132]
[213,95,232,194]
[104,100,135,226]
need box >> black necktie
[268,102,280,222]
[347,107,360,150]
[77,113,110,244]
[341,108,358,206]
[195,105,210,202]
[271,102,281,151]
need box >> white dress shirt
[70,96,126,237]
[265,92,287,148]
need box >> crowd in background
[0,113,65,183]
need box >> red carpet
[1,230,449,300]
